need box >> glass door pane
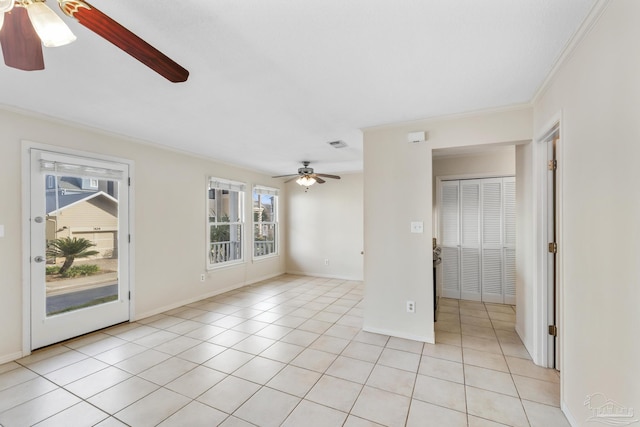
[45,175,120,316]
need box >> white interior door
[481,179,504,303]
[503,177,517,305]
[440,181,460,299]
[29,149,130,349]
[439,177,516,304]
[460,180,481,301]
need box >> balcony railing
[254,240,275,257]
[210,240,276,263]
[210,241,242,263]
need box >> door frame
[21,141,136,355]
[534,113,564,370]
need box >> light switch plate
[410,221,423,233]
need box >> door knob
[34,256,45,263]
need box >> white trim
[532,111,564,372]
[0,351,26,365]
[533,136,548,366]
[133,272,284,321]
[21,140,135,354]
[21,144,31,357]
[253,185,279,196]
[207,258,246,271]
[532,0,611,104]
[252,253,280,263]
[561,401,579,427]
[39,155,125,181]
[206,178,246,270]
[285,270,363,282]
[209,177,246,192]
[362,326,434,344]
[363,103,532,132]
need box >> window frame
[252,185,279,260]
[207,177,246,269]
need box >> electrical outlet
[324,259,329,266]
[406,300,415,313]
[200,273,205,282]
[410,221,424,233]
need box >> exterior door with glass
[29,148,130,349]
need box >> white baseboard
[362,325,434,344]
[134,272,284,321]
[514,323,536,363]
[285,270,363,282]
[0,351,25,365]
[561,401,579,426]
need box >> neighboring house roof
[47,191,118,215]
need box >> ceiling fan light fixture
[0,0,14,31]
[26,1,76,47]
[296,176,316,187]
[0,0,14,13]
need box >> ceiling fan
[273,161,341,187]
[0,0,189,82]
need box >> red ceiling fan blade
[0,8,45,71]
[59,1,189,82]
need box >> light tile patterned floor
[0,275,570,426]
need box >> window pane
[210,224,242,263]
[254,224,276,256]
[209,189,243,223]
[253,194,275,222]
[252,190,277,258]
[45,175,120,316]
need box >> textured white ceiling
[0,0,597,175]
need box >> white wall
[533,0,640,423]
[285,173,363,281]
[432,148,516,234]
[363,107,532,343]
[0,108,286,363]
[432,147,516,178]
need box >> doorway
[542,126,560,370]
[26,146,131,350]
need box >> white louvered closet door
[481,179,504,303]
[503,177,517,304]
[440,181,461,298]
[460,180,481,301]
[439,177,516,303]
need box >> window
[207,178,245,267]
[253,186,279,258]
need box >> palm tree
[47,237,99,275]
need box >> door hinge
[128,177,131,186]
[548,160,557,171]
[128,234,131,243]
[548,324,558,337]
[548,242,557,254]
[128,291,131,300]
